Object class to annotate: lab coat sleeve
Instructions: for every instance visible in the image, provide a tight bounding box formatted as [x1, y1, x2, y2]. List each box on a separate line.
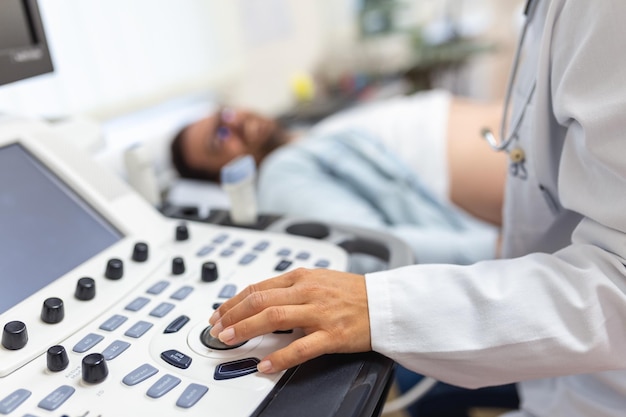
[366, 0, 626, 389]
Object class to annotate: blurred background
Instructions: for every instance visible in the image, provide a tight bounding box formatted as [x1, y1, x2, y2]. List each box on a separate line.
[0, 0, 525, 119]
[0, 0, 525, 194]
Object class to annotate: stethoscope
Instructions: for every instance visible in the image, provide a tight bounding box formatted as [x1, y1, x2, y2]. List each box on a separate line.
[481, 0, 539, 174]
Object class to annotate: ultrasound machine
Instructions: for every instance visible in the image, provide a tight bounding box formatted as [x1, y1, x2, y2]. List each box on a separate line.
[0, 2, 414, 416]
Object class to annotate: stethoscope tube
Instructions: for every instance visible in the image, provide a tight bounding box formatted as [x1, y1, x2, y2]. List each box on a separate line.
[482, 0, 538, 152]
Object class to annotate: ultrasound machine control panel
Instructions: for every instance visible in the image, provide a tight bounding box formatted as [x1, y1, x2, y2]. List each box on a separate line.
[0, 118, 404, 417]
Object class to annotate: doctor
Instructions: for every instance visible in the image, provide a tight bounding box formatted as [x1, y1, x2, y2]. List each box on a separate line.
[209, 1, 626, 416]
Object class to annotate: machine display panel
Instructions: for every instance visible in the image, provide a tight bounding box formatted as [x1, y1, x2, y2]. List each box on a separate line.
[0, 142, 122, 314]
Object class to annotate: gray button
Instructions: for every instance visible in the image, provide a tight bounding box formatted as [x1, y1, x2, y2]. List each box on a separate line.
[238, 253, 257, 265]
[253, 241, 269, 251]
[212, 234, 228, 244]
[176, 384, 208, 409]
[37, 385, 75, 411]
[72, 333, 104, 353]
[146, 281, 170, 295]
[230, 240, 244, 247]
[99, 314, 128, 331]
[218, 284, 237, 299]
[220, 248, 234, 257]
[196, 245, 214, 257]
[124, 321, 153, 338]
[102, 340, 131, 360]
[0, 388, 31, 414]
[314, 259, 330, 268]
[276, 248, 291, 256]
[122, 363, 159, 386]
[146, 374, 181, 398]
[170, 286, 194, 301]
[125, 297, 150, 312]
[295, 251, 310, 260]
[149, 302, 175, 318]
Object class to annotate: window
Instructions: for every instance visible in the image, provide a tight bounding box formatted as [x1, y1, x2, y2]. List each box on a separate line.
[0, 0, 243, 120]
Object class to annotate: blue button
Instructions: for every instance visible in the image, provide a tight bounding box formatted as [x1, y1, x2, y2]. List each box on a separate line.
[220, 248, 235, 257]
[125, 297, 150, 312]
[0, 389, 31, 414]
[72, 333, 104, 353]
[295, 251, 310, 260]
[196, 245, 215, 257]
[102, 340, 131, 361]
[37, 385, 74, 411]
[170, 286, 194, 300]
[239, 253, 257, 265]
[314, 259, 330, 268]
[253, 241, 270, 251]
[147, 374, 181, 399]
[218, 284, 237, 299]
[146, 281, 170, 295]
[212, 234, 228, 244]
[99, 314, 128, 331]
[122, 363, 159, 386]
[276, 248, 291, 257]
[176, 384, 208, 409]
[124, 321, 153, 338]
[149, 302, 175, 318]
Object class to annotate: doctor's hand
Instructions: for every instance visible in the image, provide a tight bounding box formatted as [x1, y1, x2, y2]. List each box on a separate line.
[208, 268, 372, 374]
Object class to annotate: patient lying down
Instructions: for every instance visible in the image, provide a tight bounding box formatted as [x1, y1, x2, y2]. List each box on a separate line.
[170, 90, 506, 265]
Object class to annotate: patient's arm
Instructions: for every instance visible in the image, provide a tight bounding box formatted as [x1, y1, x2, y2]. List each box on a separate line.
[446, 98, 507, 226]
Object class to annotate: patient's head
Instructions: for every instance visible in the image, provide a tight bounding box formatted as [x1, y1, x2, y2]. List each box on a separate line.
[171, 108, 292, 182]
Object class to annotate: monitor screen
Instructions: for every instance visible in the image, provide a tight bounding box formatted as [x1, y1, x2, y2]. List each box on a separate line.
[0, 0, 53, 86]
[0, 143, 123, 314]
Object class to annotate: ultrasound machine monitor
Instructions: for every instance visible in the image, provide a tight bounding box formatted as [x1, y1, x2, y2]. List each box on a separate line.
[0, 0, 53, 86]
[0, 2, 403, 416]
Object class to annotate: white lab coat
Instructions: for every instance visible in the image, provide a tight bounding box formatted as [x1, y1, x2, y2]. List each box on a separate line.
[365, 1, 626, 416]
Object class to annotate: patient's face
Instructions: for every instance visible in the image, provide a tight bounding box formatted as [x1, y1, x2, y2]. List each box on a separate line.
[180, 108, 289, 179]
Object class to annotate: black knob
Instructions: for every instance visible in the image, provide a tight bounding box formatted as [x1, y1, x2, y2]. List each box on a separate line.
[105, 258, 124, 280]
[47, 345, 69, 372]
[132, 242, 149, 262]
[172, 257, 185, 275]
[175, 223, 189, 241]
[82, 353, 108, 384]
[201, 261, 219, 282]
[41, 297, 65, 324]
[2, 321, 28, 350]
[75, 277, 96, 301]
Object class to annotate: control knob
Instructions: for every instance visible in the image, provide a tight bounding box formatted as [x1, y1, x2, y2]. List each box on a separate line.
[175, 223, 189, 241]
[82, 353, 108, 384]
[2, 321, 28, 350]
[201, 261, 219, 282]
[75, 277, 96, 301]
[47, 345, 69, 372]
[132, 242, 149, 262]
[41, 297, 65, 324]
[172, 257, 185, 275]
[105, 258, 124, 280]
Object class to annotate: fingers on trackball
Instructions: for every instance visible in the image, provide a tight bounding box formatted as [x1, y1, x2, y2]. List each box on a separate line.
[200, 326, 246, 350]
